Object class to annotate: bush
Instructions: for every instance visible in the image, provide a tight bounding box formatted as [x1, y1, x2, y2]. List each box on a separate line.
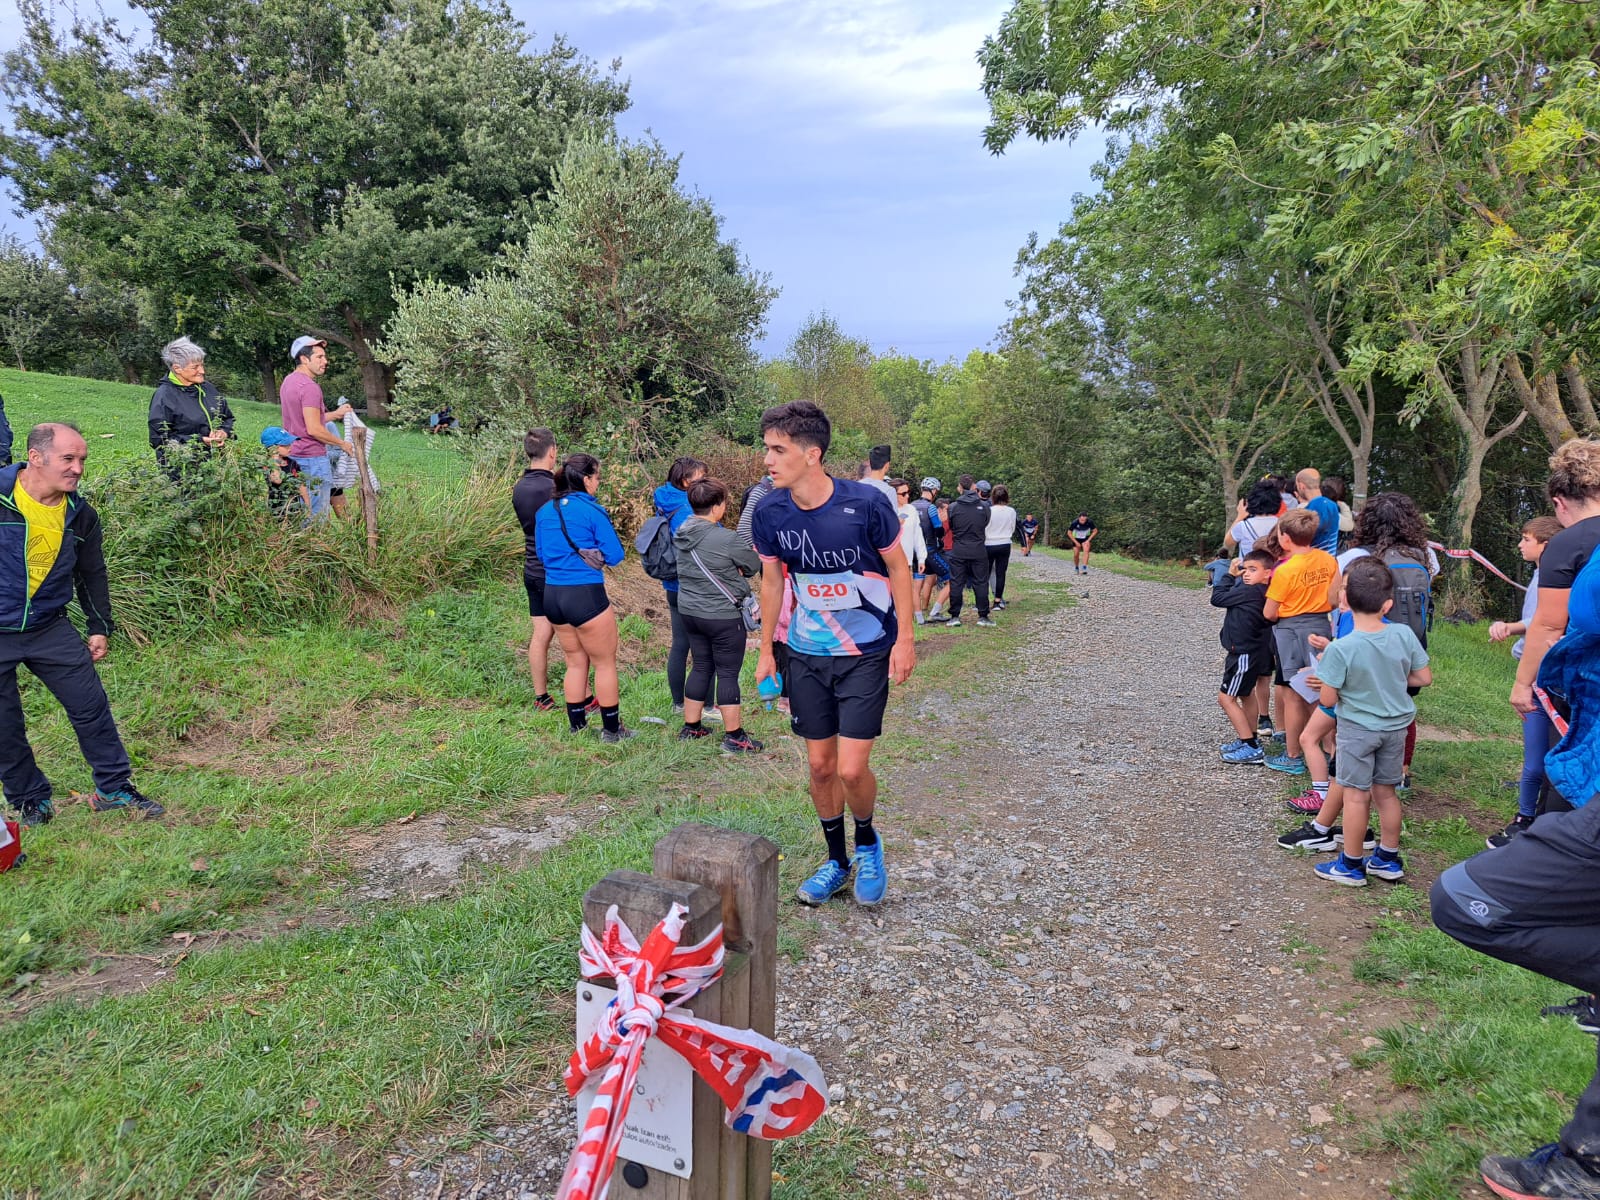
[83, 442, 519, 642]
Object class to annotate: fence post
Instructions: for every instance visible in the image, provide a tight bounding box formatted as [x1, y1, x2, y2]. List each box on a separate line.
[347, 423, 379, 563]
[654, 824, 780, 1200]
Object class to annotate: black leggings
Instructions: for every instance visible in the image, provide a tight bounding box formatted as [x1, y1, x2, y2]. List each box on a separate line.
[665, 591, 716, 706]
[986, 544, 1011, 600]
[681, 611, 745, 707]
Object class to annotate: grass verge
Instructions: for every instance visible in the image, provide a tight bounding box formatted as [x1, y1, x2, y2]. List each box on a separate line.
[1055, 547, 1206, 590]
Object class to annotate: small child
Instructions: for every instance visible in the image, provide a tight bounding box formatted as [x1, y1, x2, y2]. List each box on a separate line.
[261, 426, 309, 519]
[1262, 508, 1337, 776]
[1486, 514, 1564, 847]
[1311, 557, 1432, 886]
[1212, 549, 1275, 764]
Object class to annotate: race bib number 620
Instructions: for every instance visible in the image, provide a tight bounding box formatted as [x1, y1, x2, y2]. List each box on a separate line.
[796, 572, 863, 611]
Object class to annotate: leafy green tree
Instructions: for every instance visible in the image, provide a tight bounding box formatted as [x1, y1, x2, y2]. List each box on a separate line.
[774, 313, 892, 443]
[381, 135, 775, 458]
[1, 0, 627, 416]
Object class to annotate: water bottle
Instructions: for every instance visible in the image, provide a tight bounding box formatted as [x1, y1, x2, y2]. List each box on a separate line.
[758, 672, 783, 711]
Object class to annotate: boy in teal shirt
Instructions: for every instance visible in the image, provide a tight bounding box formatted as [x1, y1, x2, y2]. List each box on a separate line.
[1311, 557, 1432, 886]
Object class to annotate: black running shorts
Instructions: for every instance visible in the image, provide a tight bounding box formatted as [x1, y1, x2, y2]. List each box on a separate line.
[524, 572, 547, 619]
[1221, 652, 1267, 698]
[787, 649, 891, 741]
[543, 582, 610, 628]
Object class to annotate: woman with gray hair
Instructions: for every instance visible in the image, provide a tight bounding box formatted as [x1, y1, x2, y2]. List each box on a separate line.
[148, 336, 235, 468]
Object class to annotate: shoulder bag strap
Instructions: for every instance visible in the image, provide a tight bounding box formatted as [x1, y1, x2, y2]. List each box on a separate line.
[688, 545, 742, 612]
[555, 500, 586, 556]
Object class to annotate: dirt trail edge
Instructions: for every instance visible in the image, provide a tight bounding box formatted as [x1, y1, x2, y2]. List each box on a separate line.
[399, 555, 1405, 1199]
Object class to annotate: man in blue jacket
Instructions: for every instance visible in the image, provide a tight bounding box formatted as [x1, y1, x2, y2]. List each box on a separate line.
[0, 423, 163, 826]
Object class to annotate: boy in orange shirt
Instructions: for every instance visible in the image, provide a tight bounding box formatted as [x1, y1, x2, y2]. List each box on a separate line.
[1262, 508, 1336, 774]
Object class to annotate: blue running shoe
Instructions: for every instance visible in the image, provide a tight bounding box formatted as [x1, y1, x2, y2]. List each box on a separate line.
[796, 859, 851, 906]
[853, 841, 886, 906]
[1314, 855, 1368, 887]
[1221, 741, 1265, 765]
[1365, 851, 1405, 881]
[1264, 753, 1306, 776]
[89, 786, 165, 819]
[1219, 738, 1245, 755]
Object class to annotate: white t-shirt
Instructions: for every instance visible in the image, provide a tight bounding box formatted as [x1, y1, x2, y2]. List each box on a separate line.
[1230, 515, 1278, 556]
[985, 504, 1017, 546]
[897, 502, 927, 569]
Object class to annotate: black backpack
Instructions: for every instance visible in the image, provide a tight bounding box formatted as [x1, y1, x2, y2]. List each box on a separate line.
[1380, 547, 1432, 648]
[635, 514, 678, 582]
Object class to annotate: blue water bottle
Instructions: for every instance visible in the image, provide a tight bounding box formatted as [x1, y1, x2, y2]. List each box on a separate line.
[758, 672, 783, 711]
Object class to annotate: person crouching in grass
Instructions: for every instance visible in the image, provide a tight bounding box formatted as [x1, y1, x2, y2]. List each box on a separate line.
[1310, 557, 1431, 886]
[1262, 508, 1337, 776]
[1213, 549, 1275, 764]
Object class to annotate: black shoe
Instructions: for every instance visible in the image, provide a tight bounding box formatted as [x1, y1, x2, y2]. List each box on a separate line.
[89, 786, 165, 819]
[1488, 815, 1535, 850]
[1480, 1142, 1600, 1198]
[677, 723, 712, 741]
[532, 693, 557, 712]
[1541, 995, 1600, 1036]
[721, 730, 764, 755]
[1275, 820, 1337, 852]
[600, 725, 638, 744]
[19, 797, 54, 827]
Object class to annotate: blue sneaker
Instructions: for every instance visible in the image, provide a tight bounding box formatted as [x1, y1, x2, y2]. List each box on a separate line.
[1314, 854, 1368, 887]
[1365, 851, 1405, 881]
[1264, 753, 1306, 776]
[1221, 741, 1265, 765]
[1219, 738, 1245, 754]
[796, 859, 851, 906]
[88, 786, 165, 819]
[853, 840, 886, 906]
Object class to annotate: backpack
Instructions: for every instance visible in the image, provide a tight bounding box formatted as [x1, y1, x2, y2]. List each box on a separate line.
[1380, 547, 1432, 648]
[635, 514, 678, 581]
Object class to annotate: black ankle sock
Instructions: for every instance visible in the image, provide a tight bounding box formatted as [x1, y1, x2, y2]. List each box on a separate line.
[1243, 735, 1259, 747]
[820, 817, 848, 867]
[566, 701, 588, 731]
[683, 719, 704, 731]
[600, 704, 621, 733]
[853, 815, 878, 849]
[723, 726, 742, 738]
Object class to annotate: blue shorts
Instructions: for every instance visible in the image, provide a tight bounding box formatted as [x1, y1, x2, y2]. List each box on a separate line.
[925, 548, 950, 583]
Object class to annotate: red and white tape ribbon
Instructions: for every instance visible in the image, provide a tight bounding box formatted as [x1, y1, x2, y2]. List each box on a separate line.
[556, 903, 828, 1200]
[1428, 541, 1527, 591]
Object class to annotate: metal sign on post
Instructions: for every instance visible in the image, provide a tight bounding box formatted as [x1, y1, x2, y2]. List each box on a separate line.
[575, 983, 695, 1179]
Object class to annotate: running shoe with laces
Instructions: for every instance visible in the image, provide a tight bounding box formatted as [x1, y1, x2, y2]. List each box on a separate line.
[532, 693, 557, 712]
[1264, 753, 1307, 776]
[1541, 995, 1600, 1036]
[1365, 850, 1405, 881]
[599, 725, 638, 744]
[677, 723, 712, 741]
[584, 695, 601, 714]
[1220, 738, 1245, 755]
[1480, 1142, 1600, 1200]
[1276, 821, 1339, 852]
[796, 858, 851, 906]
[1221, 741, 1265, 765]
[1285, 787, 1327, 814]
[18, 797, 54, 827]
[976, 618, 997, 627]
[994, 599, 1008, 611]
[1256, 718, 1276, 739]
[1314, 854, 1368, 887]
[703, 706, 723, 724]
[1488, 814, 1535, 850]
[1332, 827, 1377, 852]
[941, 617, 963, 627]
[853, 840, 886, 906]
[721, 730, 764, 755]
[89, 786, 165, 819]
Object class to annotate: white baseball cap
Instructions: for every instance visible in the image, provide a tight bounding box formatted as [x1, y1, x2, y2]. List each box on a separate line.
[289, 335, 326, 362]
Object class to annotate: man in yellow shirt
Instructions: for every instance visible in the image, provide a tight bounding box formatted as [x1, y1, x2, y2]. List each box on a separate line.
[0, 423, 163, 826]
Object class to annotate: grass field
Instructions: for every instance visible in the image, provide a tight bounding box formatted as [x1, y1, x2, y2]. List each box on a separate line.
[0, 392, 1072, 1200]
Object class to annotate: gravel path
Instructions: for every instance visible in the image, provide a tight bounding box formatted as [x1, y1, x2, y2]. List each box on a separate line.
[397, 555, 1401, 1199]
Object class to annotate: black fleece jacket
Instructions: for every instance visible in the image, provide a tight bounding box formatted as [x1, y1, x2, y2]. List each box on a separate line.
[1211, 576, 1272, 656]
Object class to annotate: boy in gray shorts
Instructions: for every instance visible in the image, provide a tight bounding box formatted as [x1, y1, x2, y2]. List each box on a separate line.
[1310, 557, 1432, 887]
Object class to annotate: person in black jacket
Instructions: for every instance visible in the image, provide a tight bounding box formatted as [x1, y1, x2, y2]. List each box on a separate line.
[0, 423, 163, 827]
[511, 427, 562, 712]
[1212, 548, 1276, 765]
[148, 337, 235, 469]
[940, 474, 993, 627]
[0, 394, 11, 467]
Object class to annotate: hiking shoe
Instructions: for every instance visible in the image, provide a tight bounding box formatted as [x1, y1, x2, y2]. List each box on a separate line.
[976, 618, 997, 627]
[796, 859, 851, 906]
[1277, 821, 1339, 852]
[533, 693, 557, 712]
[1264, 753, 1306, 776]
[677, 723, 712, 741]
[584, 695, 602, 714]
[1220, 738, 1245, 754]
[1314, 855, 1368, 887]
[994, 599, 1008, 611]
[1221, 741, 1265, 765]
[1397, 771, 1413, 795]
[1332, 827, 1377, 852]
[1256, 718, 1276, 738]
[1285, 787, 1327, 814]
[1480, 1142, 1600, 1200]
[853, 840, 886, 906]
[703, 706, 723, 724]
[1488, 815, 1535, 850]
[599, 725, 639, 744]
[721, 730, 764, 755]
[941, 617, 963, 627]
[1541, 995, 1600, 1036]
[89, 786, 165, 819]
[1365, 850, 1406, 881]
[18, 797, 54, 827]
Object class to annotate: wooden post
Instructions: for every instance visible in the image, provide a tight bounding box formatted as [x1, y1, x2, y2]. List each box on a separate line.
[654, 824, 780, 1200]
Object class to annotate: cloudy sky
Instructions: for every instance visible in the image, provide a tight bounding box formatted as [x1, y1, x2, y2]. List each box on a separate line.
[0, 0, 1103, 361]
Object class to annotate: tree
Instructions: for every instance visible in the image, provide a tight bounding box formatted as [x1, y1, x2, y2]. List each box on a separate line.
[381, 135, 775, 457]
[775, 313, 892, 443]
[1, 0, 627, 416]
[0, 238, 67, 371]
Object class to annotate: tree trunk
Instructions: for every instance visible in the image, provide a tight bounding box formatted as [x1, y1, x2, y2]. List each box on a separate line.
[339, 304, 392, 420]
[257, 350, 280, 406]
[1219, 461, 1240, 544]
[122, 362, 139, 385]
[1505, 348, 1576, 448]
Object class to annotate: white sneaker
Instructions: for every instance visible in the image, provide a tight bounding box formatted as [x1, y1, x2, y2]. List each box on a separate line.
[914, 611, 925, 625]
[703, 706, 723, 724]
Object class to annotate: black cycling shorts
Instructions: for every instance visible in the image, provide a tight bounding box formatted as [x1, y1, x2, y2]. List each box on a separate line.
[543, 582, 610, 628]
[787, 649, 891, 741]
[524, 572, 547, 619]
[925, 547, 951, 583]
